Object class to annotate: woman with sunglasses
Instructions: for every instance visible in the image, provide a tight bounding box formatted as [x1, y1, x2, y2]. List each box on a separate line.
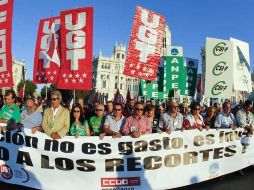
[70, 104, 91, 138]
[183, 102, 206, 131]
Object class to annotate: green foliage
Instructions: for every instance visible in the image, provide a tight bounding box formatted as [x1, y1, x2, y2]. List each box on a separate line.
[17, 80, 37, 98]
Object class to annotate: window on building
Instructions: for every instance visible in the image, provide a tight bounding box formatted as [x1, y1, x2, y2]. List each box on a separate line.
[117, 53, 120, 59]
[115, 83, 118, 89]
[115, 76, 118, 80]
[120, 84, 122, 90]
[102, 80, 107, 88]
[122, 54, 124, 59]
[107, 75, 109, 79]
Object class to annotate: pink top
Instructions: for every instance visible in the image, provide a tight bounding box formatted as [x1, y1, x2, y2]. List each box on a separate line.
[122, 115, 152, 135]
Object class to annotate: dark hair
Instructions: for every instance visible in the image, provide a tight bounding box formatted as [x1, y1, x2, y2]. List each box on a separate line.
[5, 89, 16, 99]
[190, 102, 201, 113]
[144, 104, 155, 113]
[70, 104, 85, 125]
[222, 101, 231, 108]
[15, 97, 23, 103]
[113, 102, 122, 108]
[244, 99, 253, 108]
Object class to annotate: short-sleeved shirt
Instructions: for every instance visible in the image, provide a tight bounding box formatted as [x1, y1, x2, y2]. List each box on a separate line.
[70, 120, 88, 136]
[0, 104, 21, 122]
[104, 115, 126, 133]
[89, 116, 106, 136]
[236, 109, 254, 128]
[214, 112, 236, 128]
[159, 112, 183, 131]
[21, 110, 42, 129]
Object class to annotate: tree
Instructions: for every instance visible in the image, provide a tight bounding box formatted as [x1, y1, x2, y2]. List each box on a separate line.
[17, 80, 37, 98]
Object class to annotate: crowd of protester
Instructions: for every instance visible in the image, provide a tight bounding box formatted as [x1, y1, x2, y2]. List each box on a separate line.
[0, 89, 254, 140]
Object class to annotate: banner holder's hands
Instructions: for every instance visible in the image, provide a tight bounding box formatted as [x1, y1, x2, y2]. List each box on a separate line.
[130, 131, 141, 138]
[51, 132, 61, 140]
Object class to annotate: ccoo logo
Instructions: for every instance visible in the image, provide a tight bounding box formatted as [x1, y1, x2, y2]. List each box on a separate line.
[211, 81, 228, 95]
[213, 42, 229, 56]
[212, 61, 228, 76]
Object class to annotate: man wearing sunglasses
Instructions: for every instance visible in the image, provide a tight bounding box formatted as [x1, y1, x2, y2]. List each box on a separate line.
[0, 89, 21, 131]
[103, 103, 126, 138]
[122, 102, 152, 138]
[89, 104, 106, 136]
[42, 91, 70, 140]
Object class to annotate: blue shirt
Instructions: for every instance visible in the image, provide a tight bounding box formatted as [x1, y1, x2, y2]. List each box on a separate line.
[214, 112, 236, 128]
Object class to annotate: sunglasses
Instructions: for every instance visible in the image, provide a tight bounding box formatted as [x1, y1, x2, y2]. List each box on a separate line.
[73, 110, 80, 113]
[114, 108, 122, 111]
[51, 98, 59, 101]
[95, 109, 103, 112]
[135, 108, 144, 111]
[194, 108, 200, 111]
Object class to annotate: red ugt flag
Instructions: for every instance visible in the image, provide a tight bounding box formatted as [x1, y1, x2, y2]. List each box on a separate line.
[0, 0, 14, 87]
[33, 17, 61, 84]
[123, 6, 165, 80]
[57, 7, 93, 90]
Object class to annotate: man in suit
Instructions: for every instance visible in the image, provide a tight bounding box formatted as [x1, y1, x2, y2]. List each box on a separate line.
[42, 91, 70, 140]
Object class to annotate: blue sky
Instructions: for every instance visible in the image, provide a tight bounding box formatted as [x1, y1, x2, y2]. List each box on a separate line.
[12, 0, 254, 82]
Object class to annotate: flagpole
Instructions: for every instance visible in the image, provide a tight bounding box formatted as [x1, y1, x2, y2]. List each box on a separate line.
[45, 83, 48, 100]
[73, 90, 76, 105]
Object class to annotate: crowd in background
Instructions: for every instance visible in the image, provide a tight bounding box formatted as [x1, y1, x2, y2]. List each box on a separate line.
[0, 89, 254, 140]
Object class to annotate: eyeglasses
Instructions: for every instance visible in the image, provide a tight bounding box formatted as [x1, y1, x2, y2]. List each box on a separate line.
[73, 110, 80, 113]
[194, 107, 200, 111]
[51, 98, 59, 101]
[135, 108, 144, 111]
[95, 109, 103, 112]
[114, 109, 122, 111]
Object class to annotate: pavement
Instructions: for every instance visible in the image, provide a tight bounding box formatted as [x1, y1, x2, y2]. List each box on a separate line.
[0, 166, 254, 190]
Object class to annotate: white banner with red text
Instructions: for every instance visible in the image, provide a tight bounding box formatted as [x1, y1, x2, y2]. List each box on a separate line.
[123, 6, 165, 80]
[0, 0, 14, 87]
[0, 129, 254, 190]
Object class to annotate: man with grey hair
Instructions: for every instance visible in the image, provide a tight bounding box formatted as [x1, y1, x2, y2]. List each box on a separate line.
[159, 100, 183, 133]
[42, 91, 70, 140]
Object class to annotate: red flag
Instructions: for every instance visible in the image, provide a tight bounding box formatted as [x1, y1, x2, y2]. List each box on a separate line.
[18, 84, 25, 99]
[0, 0, 14, 87]
[197, 76, 202, 94]
[57, 7, 93, 90]
[33, 17, 61, 84]
[113, 89, 122, 103]
[123, 6, 165, 80]
[126, 88, 131, 102]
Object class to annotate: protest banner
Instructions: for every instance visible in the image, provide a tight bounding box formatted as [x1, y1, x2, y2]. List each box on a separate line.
[230, 37, 252, 93]
[123, 6, 165, 80]
[0, 0, 14, 87]
[0, 129, 254, 190]
[33, 16, 61, 84]
[57, 7, 93, 90]
[205, 38, 233, 98]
